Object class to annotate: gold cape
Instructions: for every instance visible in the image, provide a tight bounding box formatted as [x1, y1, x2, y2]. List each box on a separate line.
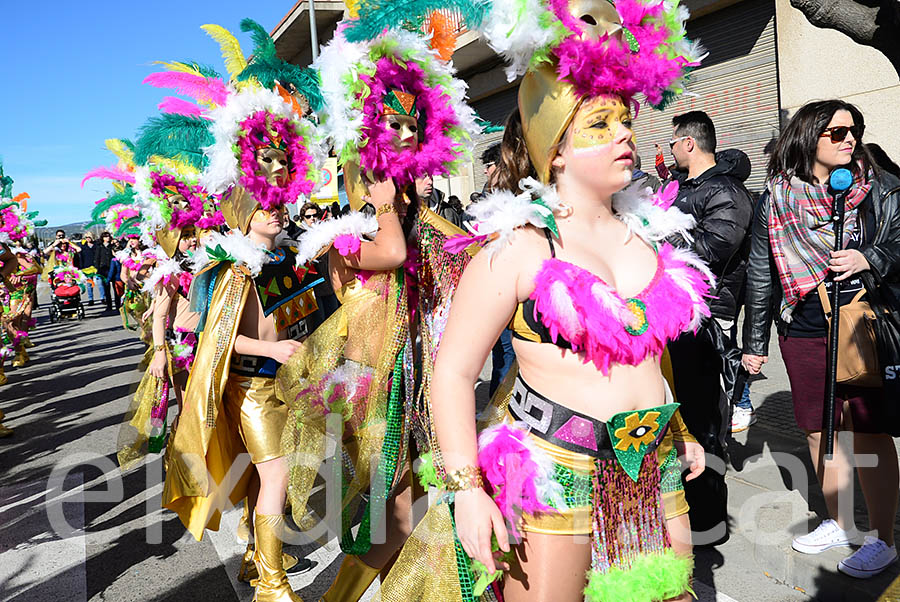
[161, 262, 253, 540]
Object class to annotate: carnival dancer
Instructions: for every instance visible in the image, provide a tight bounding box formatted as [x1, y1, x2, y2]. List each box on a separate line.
[274, 7, 480, 599]
[379, 1, 710, 601]
[160, 73, 325, 601]
[0, 242, 18, 393]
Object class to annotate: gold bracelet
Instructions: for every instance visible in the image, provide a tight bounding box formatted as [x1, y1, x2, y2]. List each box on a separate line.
[154, 344, 166, 352]
[375, 203, 398, 218]
[443, 465, 483, 491]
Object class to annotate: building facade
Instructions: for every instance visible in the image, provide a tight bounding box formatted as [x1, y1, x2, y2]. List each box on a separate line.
[272, 0, 899, 201]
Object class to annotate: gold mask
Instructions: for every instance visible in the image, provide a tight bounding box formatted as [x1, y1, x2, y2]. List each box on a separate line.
[256, 147, 290, 187]
[568, 0, 623, 40]
[381, 114, 419, 152]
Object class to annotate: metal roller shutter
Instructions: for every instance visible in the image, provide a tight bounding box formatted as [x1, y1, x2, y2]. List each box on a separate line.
[633, 0, 780, 196]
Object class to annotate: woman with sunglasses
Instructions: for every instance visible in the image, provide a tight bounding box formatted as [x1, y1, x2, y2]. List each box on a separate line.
[743, 99, 900, 578]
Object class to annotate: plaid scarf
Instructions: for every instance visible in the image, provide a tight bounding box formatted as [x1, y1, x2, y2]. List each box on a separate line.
[768, 170, 871, 321]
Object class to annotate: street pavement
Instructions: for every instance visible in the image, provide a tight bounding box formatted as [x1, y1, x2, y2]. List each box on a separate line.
[1, 295, 897, 601]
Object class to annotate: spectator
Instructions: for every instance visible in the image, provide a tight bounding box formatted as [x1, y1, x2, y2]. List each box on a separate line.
[95, 232, 115, 312]
[470, 143, 501, 204]
[743, 99, 900, 577]
[282, 210, 304, 240]
[416, 174, 463, 227]
[622, 153, 661, 194]
[664, 110, 754, 540]
[299, 202, 321, 229]
[77, 233, 101, 306]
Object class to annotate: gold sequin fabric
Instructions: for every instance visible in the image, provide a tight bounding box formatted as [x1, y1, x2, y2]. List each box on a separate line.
[116, 369, 168, 470]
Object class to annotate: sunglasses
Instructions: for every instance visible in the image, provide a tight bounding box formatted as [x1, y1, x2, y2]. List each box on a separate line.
[304, 213, 317, 218]
[820, 125, 865, 143]
[668, 136, 689, 149]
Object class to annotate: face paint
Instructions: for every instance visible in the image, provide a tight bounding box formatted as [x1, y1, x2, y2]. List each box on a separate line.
[381, 114, 419, 152]
[255, 148, 290, 187]
[569, 95, 633, 156]
[569, 0, 623, 40]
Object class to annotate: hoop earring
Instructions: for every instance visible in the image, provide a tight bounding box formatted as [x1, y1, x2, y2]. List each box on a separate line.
[557, 203, 573, 218]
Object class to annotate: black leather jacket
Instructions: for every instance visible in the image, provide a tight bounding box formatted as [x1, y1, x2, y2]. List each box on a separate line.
[742, 171, 900, 356]
[671, 149, 754, 319]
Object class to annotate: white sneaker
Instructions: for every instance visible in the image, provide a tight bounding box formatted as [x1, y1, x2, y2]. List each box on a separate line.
[730, 406, 758, 433]
[792, 519, 853, 554]
[838, 536, 898, 578]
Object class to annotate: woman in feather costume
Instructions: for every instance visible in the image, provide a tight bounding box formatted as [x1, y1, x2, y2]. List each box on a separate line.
[273, 6, 480, 599]
[378, 1, 712, 601]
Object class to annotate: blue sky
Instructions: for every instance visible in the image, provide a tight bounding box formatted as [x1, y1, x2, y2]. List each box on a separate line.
[0, 2, 292, 226]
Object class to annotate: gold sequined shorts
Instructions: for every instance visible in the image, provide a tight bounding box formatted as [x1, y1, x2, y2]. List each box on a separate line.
[222, 373, 287, 464]
[521, 428, 688, 535]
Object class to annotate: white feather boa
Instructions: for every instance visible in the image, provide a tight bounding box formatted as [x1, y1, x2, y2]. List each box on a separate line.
[141, 255, 184, 294]
[200, 86, 326, 198]
[468, 178, 698, 257]
[190, 230, 270, 277]
[294, 211, 379, 267]
[481, 0, 558, 81]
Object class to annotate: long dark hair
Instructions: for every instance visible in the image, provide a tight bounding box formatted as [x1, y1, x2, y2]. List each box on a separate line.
[492, 108, 537, 194]
[767, 99, 875, 184]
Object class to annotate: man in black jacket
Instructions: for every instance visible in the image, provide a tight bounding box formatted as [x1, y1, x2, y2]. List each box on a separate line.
[94, 232, 115, 312]
[665, 111, 754, 543]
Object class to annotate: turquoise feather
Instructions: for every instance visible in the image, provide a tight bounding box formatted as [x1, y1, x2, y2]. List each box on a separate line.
[344, 0, 491, 43]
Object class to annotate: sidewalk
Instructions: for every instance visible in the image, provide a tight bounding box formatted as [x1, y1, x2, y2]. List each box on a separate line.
[723, 336, 900, 601]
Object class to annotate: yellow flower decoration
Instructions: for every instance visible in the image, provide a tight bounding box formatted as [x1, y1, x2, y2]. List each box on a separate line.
[614, 411, 661, 452]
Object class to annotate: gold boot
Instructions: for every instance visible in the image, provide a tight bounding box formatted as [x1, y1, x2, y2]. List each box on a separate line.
[23, 337, 34, 349]
[252, 513, 302, 602]
[237, 542, 302, 584]
[238, 501, 252, 542]
[320, 555, 380, 602]
[11, 347, 28, 368]
[0, 422, 12, 438]
[0, 369, 6, 386]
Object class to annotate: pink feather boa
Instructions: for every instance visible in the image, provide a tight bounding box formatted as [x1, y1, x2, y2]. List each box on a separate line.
[529, 242, 712, 374]
[236, 111, 317, 211]
[358, 57, 462, 187]
[478, 423, 558, 537]
[549, 0, 698, 105]
[149, 172, 225, 230]
[0, 206, 25, 242]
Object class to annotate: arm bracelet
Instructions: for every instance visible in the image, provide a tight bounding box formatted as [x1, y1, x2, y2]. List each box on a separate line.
[375, 203, 398, 218]
[443, 465, 484, 491]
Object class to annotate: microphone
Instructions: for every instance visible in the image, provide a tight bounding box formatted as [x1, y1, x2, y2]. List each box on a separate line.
[829, 167, 853, 194]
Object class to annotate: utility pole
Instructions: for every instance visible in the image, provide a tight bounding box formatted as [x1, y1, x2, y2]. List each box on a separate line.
[309, 0, 319, 61]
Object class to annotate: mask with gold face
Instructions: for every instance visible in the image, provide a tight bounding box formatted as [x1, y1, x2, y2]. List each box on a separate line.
[566, 0, 623, 40]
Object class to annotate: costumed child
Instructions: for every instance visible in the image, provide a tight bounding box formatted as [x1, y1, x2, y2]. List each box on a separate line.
[380, 0, 710, 601]
[274, 4, 481, 599]
[160, 69, 325, 602]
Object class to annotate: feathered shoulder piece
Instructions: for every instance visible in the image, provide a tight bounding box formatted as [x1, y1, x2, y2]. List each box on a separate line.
[481, 0, 704, 107]
[190, 230, 270, 278]
[612, 180, 695, 245]
[293, 211, 379, 267]
[445, 178, 564, 257]
[314, 25, 479, 186]
[448, 179, 694, 257]
[142, 255, 189, 294]
[200, 86, 325, 211]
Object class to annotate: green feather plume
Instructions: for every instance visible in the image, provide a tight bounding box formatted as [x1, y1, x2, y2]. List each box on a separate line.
[115, 216, 142, 237]
[134, 114, 214, 170]
[235, 19, 324, 112]
[240, 19, 277, 61]
[0, 159, 14, 199]
[90, 188, 136, 225]
[584, 550, 694, 602]
[343, 0, 490, 43]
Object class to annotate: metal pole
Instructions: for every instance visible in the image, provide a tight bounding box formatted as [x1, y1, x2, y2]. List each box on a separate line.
[823, 191, 846, 457]
[309, 0, 319, 61]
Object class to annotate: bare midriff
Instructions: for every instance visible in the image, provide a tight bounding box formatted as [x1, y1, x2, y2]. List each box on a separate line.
[513, 338, 666, 422]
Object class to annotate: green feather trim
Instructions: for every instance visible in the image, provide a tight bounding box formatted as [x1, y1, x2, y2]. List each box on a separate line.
[344, 0, 489, 43]
[584, 550, 694, 602]
[134, 114, 214, 170]
[416, 451, 441, 488]
[90, 189, 136, 223]
[115, 216, 142, 238]
[33, 219, 48, 227]
[476, 117, 504, 133]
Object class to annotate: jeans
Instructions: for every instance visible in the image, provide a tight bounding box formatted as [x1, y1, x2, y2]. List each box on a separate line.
[489, 329, 516, 397]
[736, 382, 752, 410]
[87, 275, 106, 302]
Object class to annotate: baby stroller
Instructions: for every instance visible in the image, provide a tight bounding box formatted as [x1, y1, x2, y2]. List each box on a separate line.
[49, 284, 85, 322]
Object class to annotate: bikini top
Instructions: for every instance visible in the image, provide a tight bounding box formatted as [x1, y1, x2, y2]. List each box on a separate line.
[509, 231, 713, 375]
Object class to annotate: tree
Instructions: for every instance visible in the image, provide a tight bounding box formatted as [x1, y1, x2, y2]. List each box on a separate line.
[791, 0, 900, 75]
